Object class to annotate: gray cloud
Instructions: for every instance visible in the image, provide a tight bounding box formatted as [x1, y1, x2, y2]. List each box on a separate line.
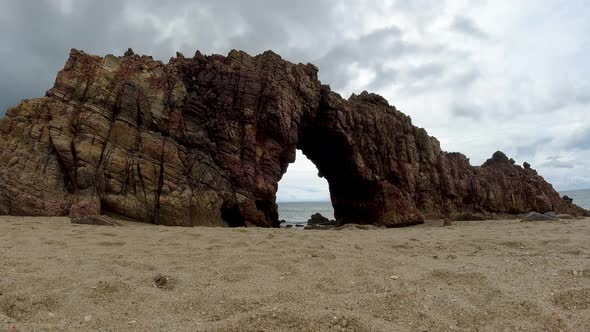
[516, 137, 553, 159]
[451, 103, 482, 120]
[0, 0, 174, 114]
[450, 16, 489, 40]
[313, 26, 408, 91]
[407, 63, 446, 80]
[0, 0, 341, 115]
[540, 156, 575, 169]
[565, 128, 590, 150]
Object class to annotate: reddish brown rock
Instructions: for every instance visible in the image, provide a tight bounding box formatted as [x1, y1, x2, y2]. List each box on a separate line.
[0, 49, 587, 227]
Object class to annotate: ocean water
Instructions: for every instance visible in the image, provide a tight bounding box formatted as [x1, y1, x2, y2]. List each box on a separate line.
[277, 189, 590, 225]
[560, 189, 590, 210]
[277, 201, 334, 224]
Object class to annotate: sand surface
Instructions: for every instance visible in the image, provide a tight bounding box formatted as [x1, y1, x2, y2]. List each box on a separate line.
[1, 216, 589, 331]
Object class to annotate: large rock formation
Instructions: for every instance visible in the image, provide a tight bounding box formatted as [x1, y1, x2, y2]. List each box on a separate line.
[0, 49, 587, 227]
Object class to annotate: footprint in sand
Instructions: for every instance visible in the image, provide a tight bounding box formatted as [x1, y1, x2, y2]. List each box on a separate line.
[220, 264, 254, 283]
[0, 294, 58, 320]
[42, 240, 67, 247]
[184, 233, 202, 239]
[553, 288, 590, 310]
[232, 241, 249, 248]
[498, 241, 526, 249]
[89, 280, 131, 304]
[96, 241, 126, 247]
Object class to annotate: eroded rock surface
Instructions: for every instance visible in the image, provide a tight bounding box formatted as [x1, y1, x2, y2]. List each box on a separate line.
[0, 49, 588, 227]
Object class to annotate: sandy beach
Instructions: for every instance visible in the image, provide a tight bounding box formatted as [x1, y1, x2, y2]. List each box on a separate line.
[1, 216, 589, 331]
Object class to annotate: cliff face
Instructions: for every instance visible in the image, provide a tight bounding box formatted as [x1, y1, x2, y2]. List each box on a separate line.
[0, 49, 587, 227]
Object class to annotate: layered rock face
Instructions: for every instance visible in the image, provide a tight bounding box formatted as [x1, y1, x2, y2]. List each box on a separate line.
[0, 49, 587, 227]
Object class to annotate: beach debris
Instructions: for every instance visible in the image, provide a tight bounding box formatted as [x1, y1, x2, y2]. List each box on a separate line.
[153, 273, 173, 289]
[521, 212, 559, 222]
[71, 215, 122, 226]
[390, 275, 400, 280]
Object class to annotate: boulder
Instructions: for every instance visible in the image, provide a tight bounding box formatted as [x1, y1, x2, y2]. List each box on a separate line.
[544, 211, 558, 218]
[521, 212, 559, 222]
[304, 213, 338, 230]
[307, 213, 332, 225]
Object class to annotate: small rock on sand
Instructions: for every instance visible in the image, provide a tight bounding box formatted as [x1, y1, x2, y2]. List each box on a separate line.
[153, 273, 173, 289]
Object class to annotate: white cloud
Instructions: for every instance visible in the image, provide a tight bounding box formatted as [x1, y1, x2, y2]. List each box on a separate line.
[277, 151, 329, 202]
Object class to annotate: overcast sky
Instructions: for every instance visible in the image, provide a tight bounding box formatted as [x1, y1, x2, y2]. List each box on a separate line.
[1, 0, 589, 201]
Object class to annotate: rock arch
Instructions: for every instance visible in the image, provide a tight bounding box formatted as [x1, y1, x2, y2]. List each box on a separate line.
[0, 49, 587, 227]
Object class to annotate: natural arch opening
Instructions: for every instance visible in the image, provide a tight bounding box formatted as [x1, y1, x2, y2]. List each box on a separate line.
[276, 150, 334, 226]
[297, 109, 390, 226]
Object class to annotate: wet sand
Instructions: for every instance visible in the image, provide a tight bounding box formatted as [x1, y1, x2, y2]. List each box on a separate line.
[1, 216, 589, 331]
